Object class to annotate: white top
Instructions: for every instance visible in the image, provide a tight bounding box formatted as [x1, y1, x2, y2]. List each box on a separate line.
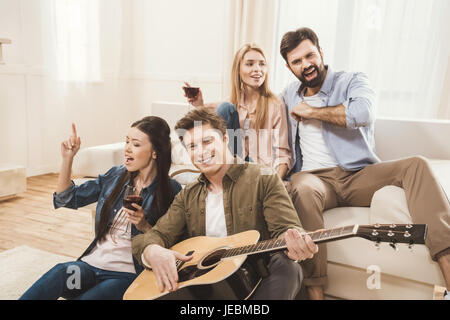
[141, 189, 228, 269]
[81, 209, 136, 274]
[299, 94, 338, 171]
[205, 190, 227, 238]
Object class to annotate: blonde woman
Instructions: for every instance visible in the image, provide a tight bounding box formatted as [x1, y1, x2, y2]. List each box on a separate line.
[184, 43, 291, 179]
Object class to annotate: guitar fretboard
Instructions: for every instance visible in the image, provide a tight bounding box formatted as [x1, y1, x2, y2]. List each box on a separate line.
[222, 225, 357, 259]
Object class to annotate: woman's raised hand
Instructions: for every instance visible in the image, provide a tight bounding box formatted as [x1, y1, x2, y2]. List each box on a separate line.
[61, 123, 81, 159]
[182, 82, 204, 107]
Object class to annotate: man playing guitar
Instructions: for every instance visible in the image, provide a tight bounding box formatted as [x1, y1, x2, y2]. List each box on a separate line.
[131, 107, 318, 299]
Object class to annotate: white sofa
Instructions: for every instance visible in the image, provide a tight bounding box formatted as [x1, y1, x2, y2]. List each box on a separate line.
[72, 102, 449, 300]
[323, 118, 449, 300]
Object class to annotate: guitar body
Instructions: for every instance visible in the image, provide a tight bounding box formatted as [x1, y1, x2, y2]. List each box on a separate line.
[123, 230, 262, 300]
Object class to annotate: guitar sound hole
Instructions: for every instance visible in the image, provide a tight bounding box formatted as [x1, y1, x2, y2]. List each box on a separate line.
[178, 265, 210, 282]
[201, 248, 228, 268]
[177, 248, 228, 282]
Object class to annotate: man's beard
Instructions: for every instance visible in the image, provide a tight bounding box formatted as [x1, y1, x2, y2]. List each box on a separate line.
[297, 63, 326, 88]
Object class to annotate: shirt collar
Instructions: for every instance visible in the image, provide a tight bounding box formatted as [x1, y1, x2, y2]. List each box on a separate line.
[239, 95, 256, 114]
[125, 175, 158, 193]
[142, 178, 158, 192]
[298, 65, 333, 97]
[225, 158, 246, 182]
[197, 157, 245, 185]
[320, 65, 334, 96]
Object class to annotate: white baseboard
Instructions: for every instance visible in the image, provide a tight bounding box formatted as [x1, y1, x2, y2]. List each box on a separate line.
[26, 164, 59, 177]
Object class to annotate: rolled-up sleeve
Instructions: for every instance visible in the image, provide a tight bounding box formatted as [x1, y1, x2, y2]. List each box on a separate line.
[343, 73, 375, 129]
[52, 166, 119, 210]
[53, 179, 101, 209]
[53, 181, 77, 208]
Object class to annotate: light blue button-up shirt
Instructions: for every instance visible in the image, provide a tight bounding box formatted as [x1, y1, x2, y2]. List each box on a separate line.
[281, 66, 380, 174]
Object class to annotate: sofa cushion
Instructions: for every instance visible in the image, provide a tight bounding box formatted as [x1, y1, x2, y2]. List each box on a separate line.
[72, 142, 125, 177]
[370, 186, 411, 224]
[171, 139, 192, 166]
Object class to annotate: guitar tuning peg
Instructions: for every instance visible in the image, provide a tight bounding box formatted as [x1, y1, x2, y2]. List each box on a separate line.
[375, 240, 381, 250]
[390, 224, 396, 229]
[389, 242, 398, 251]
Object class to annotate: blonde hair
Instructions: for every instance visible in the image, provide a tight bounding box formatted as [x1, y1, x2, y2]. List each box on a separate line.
[229, 43, 277, 130]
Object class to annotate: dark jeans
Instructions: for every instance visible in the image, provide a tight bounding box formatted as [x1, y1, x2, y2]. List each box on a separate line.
[19, 260, 136, 300]
[216, 102, 244, 159]
[251, 252, 303, 300]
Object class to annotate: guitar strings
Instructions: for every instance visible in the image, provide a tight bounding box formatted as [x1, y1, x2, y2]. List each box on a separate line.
[175, 227, 418, 266]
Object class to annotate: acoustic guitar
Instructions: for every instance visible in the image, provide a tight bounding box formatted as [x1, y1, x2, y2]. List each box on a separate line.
[123, 223, 427, 300]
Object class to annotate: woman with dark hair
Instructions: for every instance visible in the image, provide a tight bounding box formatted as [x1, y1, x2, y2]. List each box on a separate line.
[20, 117, 181, 300]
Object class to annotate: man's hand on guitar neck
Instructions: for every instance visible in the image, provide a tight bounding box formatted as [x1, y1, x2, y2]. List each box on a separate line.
[284, 229, 319, 262]
[143, 244, 193, 293]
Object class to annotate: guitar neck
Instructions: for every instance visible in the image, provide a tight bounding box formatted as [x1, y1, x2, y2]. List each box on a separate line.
[222, 225, 359, 259]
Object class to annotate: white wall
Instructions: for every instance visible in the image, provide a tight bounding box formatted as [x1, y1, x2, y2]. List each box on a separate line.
[0, 0, 227, 176]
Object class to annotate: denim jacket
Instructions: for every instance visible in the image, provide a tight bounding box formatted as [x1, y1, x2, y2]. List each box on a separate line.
[53, 165, 182, 274]
[281, 66, 380, 174]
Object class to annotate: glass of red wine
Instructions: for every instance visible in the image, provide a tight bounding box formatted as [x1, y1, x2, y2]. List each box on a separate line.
[120, 185, 143, 239]
[183, 80, 200, 110]
[183, 86, 200, 99]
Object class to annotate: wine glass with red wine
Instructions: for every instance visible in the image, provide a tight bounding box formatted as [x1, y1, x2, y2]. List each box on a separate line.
[120, 185, 143, 239]
[183, 79, 200, 109]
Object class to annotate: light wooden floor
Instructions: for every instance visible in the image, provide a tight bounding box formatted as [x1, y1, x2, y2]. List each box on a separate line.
[0, 174, 93, 258]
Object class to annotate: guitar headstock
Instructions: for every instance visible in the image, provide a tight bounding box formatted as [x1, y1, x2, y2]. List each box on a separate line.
[357, 224, 427, 250]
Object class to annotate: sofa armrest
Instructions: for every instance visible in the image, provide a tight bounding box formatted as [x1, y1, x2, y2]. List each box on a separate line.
[72, 142, 125, 177]
[169, 168, 201, 178]
[169, 164, 200, 186]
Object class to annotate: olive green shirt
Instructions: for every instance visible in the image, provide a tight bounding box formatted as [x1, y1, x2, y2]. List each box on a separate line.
[132, 161, 304, 266]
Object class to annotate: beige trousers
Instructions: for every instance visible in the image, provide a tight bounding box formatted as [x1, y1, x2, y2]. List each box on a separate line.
[288, 156, 450, 287]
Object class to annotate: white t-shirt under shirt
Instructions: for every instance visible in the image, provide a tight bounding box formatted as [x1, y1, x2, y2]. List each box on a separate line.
[299, 93, 338, 171]
[205, 190, 227, 238]
[141, 189, 228, 269]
